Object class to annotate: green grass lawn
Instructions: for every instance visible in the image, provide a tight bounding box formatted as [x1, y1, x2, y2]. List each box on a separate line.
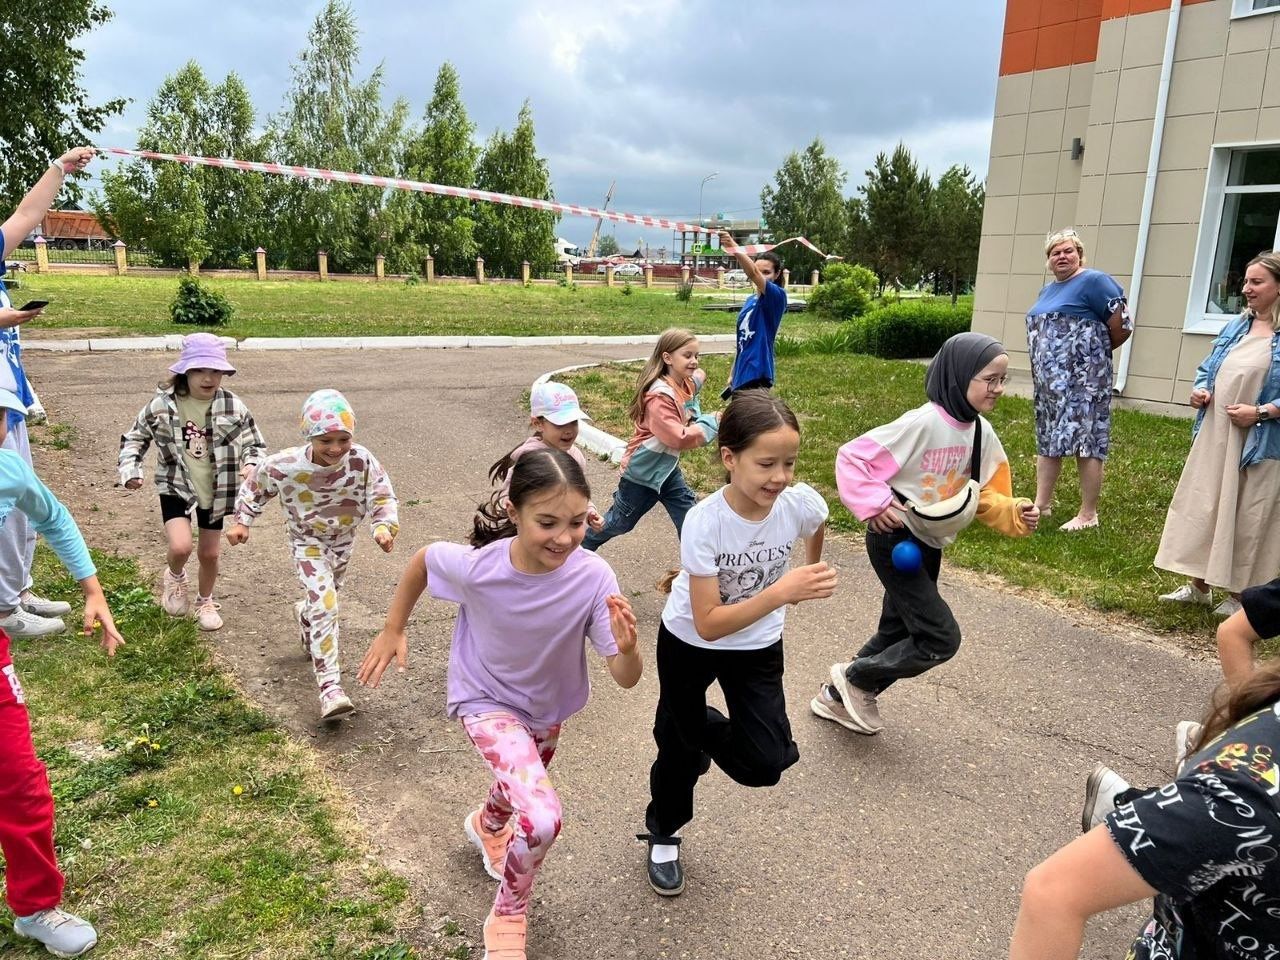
[13, 274, 848, 340]
[562, 353, 1219, 636]
[0, 546, 463, 960]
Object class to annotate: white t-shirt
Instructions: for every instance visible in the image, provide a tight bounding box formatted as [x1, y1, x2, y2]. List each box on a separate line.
[662, 483, 829, 651]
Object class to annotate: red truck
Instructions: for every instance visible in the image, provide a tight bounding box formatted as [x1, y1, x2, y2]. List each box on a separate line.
[29, 210, 112, 250]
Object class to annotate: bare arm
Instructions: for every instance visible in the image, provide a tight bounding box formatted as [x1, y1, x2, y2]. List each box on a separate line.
[689, 561, 836, 642]
[1009, 827, 1156, 960]
[604, 594, 642, 688]
[1, 148, 95, 259]
[804, 526, 826, 565]
[720, 230, 766, 295]
[1217, 608, 1261, 688]
[358, 545, 430, 686]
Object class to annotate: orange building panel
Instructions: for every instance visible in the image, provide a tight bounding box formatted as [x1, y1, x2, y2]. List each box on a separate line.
[1001, 0, 1214, 76]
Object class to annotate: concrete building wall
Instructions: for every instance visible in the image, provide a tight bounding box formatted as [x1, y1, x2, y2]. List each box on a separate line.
[975, 0, 1280, 407]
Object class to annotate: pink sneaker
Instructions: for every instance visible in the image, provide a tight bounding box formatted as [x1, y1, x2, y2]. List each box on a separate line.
[464, 808, 514, 880]
[161, 569, 190, 617]
[194, 596, 223, 631]
[482, 910, 527, 960]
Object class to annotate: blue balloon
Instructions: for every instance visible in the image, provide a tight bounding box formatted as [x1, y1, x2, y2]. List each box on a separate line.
[891, 539, 923, 574]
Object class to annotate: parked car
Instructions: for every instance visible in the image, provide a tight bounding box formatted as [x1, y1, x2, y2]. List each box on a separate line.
[614, 262, 643, 277]
[724, 268, 748, 285]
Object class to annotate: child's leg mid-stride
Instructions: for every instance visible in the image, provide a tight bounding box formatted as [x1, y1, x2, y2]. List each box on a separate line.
[160, 513, 194, 617]
[293, 541, 354, 719]
[644, 623, 798, 895]
[581, 476, 662, 552]
[655, 466, 698, 537]
[193, 525, 224, 631]
[826, 528, 958, 734]
[0, 633, 98, 957]
[462, 713, 561, 960]
[461, 712, 563, 916]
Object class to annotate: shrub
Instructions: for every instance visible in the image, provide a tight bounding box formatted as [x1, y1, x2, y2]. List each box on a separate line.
[807, 262, 878, 320]
[621, 281, 634, 296]
[674, 281, 694, 303]
[170, 276, 233, 327]
[854, 300, 972, 359]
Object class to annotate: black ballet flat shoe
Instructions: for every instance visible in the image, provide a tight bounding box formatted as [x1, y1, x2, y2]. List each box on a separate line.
[637, 833, 684, 896]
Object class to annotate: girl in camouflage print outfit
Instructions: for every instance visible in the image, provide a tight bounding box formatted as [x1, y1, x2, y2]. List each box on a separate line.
[226, 389, 398, 721]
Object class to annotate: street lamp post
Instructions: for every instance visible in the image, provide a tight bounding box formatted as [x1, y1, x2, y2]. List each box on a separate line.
[695, 171, 718, 277]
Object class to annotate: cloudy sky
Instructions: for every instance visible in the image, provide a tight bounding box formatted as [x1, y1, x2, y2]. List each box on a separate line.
[79, 1, 1005, 254]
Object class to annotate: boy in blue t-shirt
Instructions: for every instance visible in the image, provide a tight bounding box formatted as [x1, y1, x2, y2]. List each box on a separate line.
[720, 229, 787, 399]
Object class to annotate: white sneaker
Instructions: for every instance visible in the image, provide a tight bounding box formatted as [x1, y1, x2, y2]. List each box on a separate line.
[194, 596, 223, 631]
[1213, 597, 1242, 619]
[13, 906, 98, 957]
[1175, 720, 1204, 773]
[20, 590, 71, 618]
[1081, 763, 1131, 833]
[1158, 582, 1212, 606]
[0, 607, 67, 637]
[320, 686, 354, 721]
[161, 569, 190, 617]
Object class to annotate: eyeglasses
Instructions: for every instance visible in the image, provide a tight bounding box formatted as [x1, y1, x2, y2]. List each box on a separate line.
[972, 374, 1011, 390]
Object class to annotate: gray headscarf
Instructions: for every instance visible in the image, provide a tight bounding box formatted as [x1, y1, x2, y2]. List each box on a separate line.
[925, 332, 1006, 423]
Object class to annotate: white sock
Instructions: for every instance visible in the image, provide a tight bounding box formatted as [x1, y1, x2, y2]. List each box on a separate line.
[650, 833, 680, 864]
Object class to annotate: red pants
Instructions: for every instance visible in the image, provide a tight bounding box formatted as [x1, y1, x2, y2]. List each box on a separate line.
[0, 629, 64, 916]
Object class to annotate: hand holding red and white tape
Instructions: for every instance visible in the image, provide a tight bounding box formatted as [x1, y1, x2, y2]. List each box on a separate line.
[100, 147, 839, 260]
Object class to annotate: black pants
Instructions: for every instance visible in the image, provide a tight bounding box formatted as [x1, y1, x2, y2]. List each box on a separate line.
[645, 623, 799, 840]
[844, 527, 961, 695]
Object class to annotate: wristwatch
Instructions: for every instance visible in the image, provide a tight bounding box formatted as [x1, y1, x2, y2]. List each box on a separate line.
[1259, 405, 1272, 423]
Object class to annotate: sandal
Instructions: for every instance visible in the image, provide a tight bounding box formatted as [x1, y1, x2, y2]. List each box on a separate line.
[1059, 515, 1099, 532]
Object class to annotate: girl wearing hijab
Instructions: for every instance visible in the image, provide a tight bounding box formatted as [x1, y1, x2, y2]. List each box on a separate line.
[812, 333, 1040, 735]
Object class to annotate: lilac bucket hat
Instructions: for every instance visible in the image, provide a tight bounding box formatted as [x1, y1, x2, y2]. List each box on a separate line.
[169, 333, 236, 375]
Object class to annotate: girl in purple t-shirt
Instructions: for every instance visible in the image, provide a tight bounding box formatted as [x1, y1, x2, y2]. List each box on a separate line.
[359, 448, 641, 960]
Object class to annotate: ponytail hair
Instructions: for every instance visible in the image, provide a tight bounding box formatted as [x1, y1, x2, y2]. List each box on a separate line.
[628, 328, 698, 424]
[718, 389, 800, 481]
[470, 447, 592, 547]
[1193, 659, 1280, 755]
[488, 444, 522, 486]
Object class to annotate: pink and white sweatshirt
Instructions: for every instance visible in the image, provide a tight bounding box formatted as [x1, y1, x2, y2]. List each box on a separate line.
[835, 401, 1031, 548]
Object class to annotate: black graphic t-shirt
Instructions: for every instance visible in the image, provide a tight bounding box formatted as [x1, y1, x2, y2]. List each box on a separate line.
[1106, 704, 1280, 959]
[1242, 577, 1280, 640]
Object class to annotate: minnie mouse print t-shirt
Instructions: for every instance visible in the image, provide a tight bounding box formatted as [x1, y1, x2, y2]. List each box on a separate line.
[662, 483, 828, 651]
[1107, 703, 1280, 959]
[175, 393, 214, 510]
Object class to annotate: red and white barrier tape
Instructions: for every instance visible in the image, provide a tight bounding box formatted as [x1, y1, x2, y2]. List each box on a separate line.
[101, 147, 839, 260]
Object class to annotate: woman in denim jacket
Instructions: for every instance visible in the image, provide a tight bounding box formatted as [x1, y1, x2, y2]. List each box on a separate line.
[1155, 251, 1280, 618]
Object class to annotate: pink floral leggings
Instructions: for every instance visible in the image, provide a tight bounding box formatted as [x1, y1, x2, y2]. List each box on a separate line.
[462, 712, 563, 916]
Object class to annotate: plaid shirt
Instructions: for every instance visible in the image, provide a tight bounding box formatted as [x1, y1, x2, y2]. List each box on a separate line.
[119, 387, 266, 522]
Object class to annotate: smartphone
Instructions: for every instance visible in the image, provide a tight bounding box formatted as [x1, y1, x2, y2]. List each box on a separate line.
[17, 300, 48, 311]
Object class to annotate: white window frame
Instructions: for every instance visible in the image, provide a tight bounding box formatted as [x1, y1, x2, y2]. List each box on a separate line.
[1232, 0, 1280, 19]
[1185, 140, 1280, 334]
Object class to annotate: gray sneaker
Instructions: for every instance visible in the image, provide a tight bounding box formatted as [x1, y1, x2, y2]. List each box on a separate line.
[810, 683, 875, 735]
[20, 591, 72, 618]
[1081, 763, 1131, 833]
[1175, 720, 1203, 773]
[13, 907, 98, 957]
[827, 663, 883, 734]
[0, 607, 67, 638]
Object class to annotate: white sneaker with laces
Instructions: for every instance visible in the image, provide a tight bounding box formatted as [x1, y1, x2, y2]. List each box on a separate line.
[1158, 582, 1212, 606]
[194, 596, 223, 631]
[13, 906, 98, 957]
[21, 590, 72, 618]
[0, 607, 67, 638]
[1082, 763, 1131, 833]
[1213, 597, 1243, 619]
[161, 569, 190, 617]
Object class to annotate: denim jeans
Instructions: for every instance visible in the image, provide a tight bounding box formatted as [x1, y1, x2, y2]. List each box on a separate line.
[581, 468, 697, 552]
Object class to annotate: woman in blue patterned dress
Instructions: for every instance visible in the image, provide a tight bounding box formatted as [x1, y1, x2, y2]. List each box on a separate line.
[1025, 229, 1131, 532]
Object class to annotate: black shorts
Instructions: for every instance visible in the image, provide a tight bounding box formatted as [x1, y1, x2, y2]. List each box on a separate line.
[1242, 577, 1280, 639]
[158, 494, 223, 531]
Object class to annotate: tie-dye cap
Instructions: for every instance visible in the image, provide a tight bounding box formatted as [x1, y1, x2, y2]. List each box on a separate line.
[301, 389, 356, 438]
